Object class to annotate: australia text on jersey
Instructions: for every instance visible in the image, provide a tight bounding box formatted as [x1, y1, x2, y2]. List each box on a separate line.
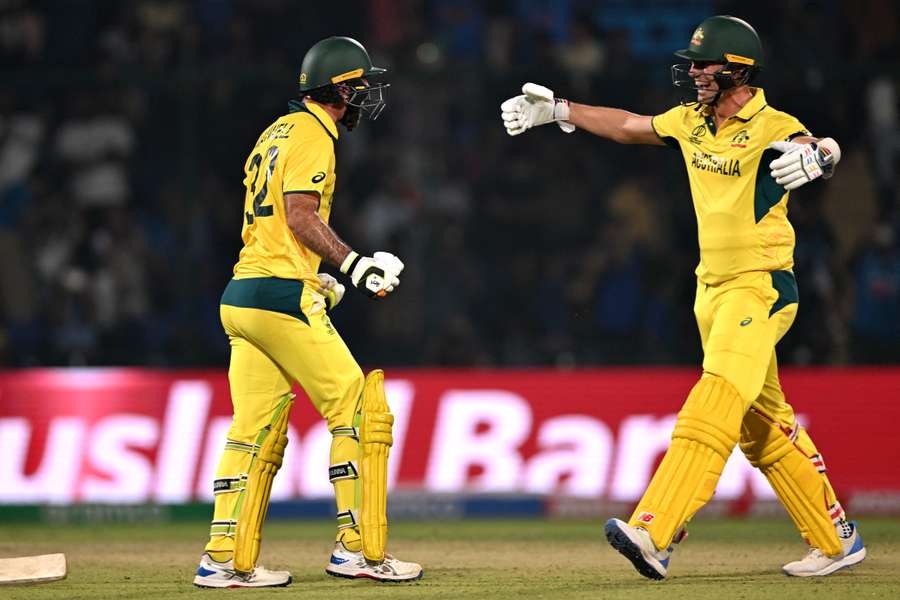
[690, 150, 741, 176]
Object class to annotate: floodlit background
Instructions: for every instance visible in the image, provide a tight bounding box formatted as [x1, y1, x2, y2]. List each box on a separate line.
[0, 0, 899, 545]
[0, 0, 897, 369]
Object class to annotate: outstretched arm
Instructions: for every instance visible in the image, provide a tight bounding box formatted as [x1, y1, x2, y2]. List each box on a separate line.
[567, 103, 664, 145]
[500, 83, 664, 146]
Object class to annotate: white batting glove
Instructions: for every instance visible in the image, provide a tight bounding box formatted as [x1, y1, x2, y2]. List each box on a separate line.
[339, 250, 404, 299]
[768, 138, 841, 191]
[500, 83, 575, 136]
[315, 272, 346, 310]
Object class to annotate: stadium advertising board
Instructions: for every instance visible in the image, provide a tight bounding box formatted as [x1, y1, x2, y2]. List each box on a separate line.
[1, 369, 898, 510]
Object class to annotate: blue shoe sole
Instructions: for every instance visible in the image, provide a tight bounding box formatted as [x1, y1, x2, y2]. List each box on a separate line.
[605, 519, 665, 581]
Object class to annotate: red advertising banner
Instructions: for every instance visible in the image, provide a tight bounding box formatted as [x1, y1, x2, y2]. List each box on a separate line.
[1, 368, 899, 508]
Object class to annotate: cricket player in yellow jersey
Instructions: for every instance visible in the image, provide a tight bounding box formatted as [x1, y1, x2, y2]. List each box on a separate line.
[193, 36, 423, 588]
[502, 15, 866, 579]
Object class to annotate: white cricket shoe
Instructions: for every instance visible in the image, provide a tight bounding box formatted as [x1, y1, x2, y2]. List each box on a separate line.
[325, 542, 423, 582]
[783, 521, 867, 577]
[605, 518, 686, 580]
[193, 553, 292, 588]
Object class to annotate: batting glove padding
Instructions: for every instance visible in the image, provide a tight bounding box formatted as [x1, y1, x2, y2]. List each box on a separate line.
[340, 251, 404, 299]
[768, 137, 841, 191]
[500, 83, 575, 136]
[315, 272, 346, 310]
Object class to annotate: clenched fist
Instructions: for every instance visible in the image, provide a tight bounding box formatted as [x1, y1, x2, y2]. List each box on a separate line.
[340, 251, 404, 299]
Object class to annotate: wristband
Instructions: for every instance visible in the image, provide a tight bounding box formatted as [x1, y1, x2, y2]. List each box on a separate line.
[340, 251, 360, 275]
[553, 98, 570, 122]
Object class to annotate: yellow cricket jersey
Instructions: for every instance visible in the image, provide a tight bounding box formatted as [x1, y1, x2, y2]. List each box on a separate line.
[232, 101, 339, 285]
[652, 88, 811, 285]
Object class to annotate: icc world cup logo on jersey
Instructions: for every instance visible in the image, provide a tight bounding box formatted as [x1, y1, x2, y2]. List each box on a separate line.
[689, 124, 707, 145]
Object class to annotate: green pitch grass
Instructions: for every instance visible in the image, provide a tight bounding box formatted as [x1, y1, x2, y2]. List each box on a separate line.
[1, 517, 898, 599]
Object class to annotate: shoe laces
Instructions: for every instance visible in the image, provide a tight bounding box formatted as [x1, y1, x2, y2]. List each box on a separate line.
[836, 520, 853, 540]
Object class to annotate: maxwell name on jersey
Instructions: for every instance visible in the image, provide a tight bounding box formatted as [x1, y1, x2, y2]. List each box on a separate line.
[690, 150, 741, 177]
[255, 122, 295, 147]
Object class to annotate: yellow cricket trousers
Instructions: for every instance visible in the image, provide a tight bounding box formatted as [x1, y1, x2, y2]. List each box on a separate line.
[205, 276, 364, 556]
[695, 269, 798, 417]
[219, 277, 364, 434]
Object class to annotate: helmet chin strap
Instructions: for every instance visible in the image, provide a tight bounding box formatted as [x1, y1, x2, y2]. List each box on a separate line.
[712, 76, 735, 99]
[704, 67, 752, 107]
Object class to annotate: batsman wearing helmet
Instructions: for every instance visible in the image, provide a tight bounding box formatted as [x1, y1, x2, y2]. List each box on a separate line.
[501, 15, 866, 579]
[193, 36, 423, 587]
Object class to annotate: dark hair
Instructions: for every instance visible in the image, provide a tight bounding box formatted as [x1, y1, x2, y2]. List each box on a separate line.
[302, 84, 344, 106]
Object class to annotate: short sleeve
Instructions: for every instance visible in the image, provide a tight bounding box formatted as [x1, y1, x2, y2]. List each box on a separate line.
[768, 111, 812, 143]
[651, 105, 685, 150]
[281, 132, 333, 196]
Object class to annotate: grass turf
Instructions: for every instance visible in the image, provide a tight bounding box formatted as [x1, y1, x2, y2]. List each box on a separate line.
[1, 517, 898, 599]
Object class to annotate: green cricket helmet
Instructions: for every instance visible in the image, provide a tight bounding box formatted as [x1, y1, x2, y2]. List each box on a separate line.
[671, 16, 763, 92]
[297, 36, 389, 129]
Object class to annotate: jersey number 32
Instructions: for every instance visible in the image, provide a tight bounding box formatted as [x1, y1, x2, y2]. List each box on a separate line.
[245, 145, 279, 224]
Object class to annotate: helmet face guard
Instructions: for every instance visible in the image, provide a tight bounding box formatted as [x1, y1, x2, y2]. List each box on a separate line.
[335, 79, 389, 131]
[299, 77, 389, 131]
[340, 79, 389, 121]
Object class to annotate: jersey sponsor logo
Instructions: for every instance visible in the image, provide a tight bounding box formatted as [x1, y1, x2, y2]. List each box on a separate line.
[312, 171, 326, 183]
[740, 317, 752, 327]
[690, 151, 741, 177]
[689, 124, 707, 145]
[730, 130, 750, 148]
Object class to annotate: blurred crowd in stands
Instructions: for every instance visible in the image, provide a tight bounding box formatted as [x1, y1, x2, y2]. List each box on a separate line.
[0, 0, 898, 367]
